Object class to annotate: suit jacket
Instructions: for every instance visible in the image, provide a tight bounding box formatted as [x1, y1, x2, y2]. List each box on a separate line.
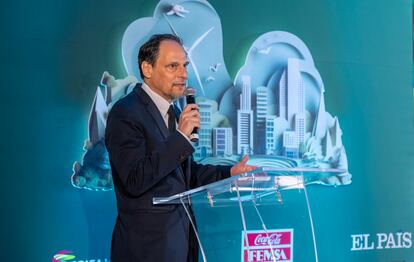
[105, 84, 231, 262]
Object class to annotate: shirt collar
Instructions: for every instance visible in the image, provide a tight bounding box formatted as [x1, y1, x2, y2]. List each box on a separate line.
[141, 82, 172, 118]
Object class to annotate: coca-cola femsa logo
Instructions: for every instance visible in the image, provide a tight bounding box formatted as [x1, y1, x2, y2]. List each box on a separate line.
[254, 233, 282, 246]
[241, 229, 294, 262]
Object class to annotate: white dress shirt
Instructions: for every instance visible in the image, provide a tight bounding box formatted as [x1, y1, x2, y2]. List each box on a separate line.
[141, 82, 192, 144]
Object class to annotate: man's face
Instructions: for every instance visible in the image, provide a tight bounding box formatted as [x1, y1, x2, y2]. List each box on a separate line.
[142, 40, 189, 102]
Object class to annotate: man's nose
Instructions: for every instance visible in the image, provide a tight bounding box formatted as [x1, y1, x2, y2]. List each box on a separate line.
[177, 66, 188, 79]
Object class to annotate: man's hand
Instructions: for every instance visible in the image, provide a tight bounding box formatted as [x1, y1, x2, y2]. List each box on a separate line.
[230, 155, 258, 176]
[177, 104, 200, 138]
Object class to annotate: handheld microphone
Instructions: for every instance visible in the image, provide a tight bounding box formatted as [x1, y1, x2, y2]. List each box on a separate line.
[185, 87, 199, 142]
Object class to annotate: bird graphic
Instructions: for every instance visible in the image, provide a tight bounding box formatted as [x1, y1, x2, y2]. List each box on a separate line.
[166, 4, 189, 18]
[258, 46, 272, 54]
[205, 76, 215, 82]
[209, 63, 222, 72]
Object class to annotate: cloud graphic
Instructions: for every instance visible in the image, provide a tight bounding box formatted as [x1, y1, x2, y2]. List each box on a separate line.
[72, 73, 136, 191]
[218, 30, 351, 184]
[219, 31, 318, 124]
[121, 0, 233, 102]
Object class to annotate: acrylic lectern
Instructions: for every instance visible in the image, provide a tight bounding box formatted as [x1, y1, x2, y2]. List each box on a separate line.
[153, 167, 346, 262]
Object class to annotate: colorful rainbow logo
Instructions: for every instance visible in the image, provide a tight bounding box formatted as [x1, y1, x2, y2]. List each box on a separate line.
[52, 250, 76, 262]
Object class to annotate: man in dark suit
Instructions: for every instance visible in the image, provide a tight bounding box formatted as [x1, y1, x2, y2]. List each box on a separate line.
[105, 34, 255, 262]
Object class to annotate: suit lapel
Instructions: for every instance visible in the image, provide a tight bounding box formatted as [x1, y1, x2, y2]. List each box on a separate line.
[134, 84, 169, 139]
[134, 84, 187, 185]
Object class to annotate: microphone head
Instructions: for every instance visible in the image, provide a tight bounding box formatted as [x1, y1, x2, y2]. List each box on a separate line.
[184, 87, 196, 96]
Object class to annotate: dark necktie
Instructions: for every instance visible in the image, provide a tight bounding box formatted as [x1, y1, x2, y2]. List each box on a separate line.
[167, 104, 176, 133]
[168, 103, 188, 184]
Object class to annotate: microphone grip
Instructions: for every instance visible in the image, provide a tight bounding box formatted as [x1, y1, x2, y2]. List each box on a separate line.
[186, 94, 199, 142]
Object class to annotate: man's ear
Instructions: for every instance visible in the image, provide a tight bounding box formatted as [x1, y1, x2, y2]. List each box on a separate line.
[141, 61, 153, 79]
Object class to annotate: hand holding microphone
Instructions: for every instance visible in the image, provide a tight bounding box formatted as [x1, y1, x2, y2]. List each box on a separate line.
[177, 87, 200, 141]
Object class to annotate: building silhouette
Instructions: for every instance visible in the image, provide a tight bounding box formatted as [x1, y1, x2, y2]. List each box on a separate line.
[213, 127, 233, 156]
[256, 86, 268, 154]
[283, 130, 299, 158]
[265, 115, 278, 155]
[237, 75, 254, 154]
[279, 58, 306, 157]
[194, 101, 213, 159]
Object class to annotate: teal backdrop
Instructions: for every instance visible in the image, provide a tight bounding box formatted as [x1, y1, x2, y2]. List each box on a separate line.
[0, 0, 412, 261]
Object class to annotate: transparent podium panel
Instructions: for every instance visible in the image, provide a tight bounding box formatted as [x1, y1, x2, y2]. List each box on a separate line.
[153, 167, 346, 262]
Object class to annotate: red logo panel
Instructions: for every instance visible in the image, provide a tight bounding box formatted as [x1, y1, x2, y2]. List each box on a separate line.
[241, 229, 293, 262]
